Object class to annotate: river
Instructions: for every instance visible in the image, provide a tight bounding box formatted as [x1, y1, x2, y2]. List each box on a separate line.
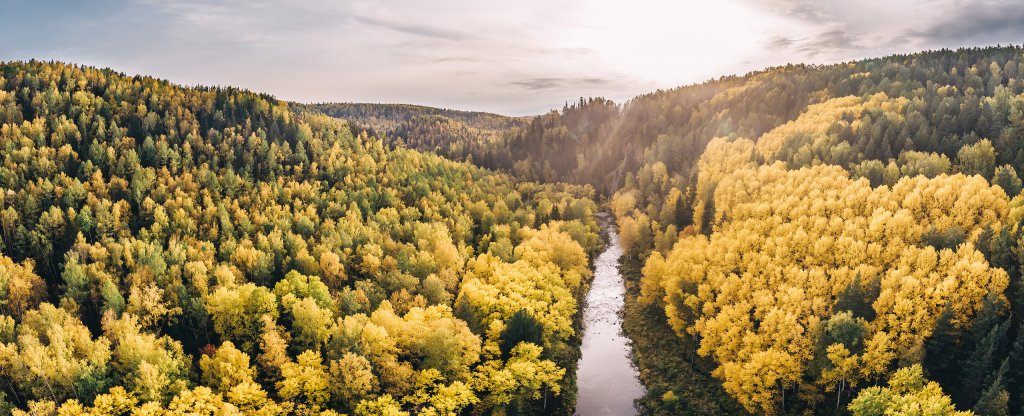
[574, 213, 646, 415]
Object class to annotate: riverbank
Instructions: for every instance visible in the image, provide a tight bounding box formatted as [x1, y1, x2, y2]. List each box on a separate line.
[619, 256, 748, 415]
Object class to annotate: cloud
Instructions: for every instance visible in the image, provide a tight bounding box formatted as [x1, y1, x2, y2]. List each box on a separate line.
[796, 30, 860, 56]
[763, 30, 860, 59]
[734, 0, 832, 21]
[352, 15, 466, 40]
[509, 77, 616, 91]
[428, 56, 484, 64]
[740, 0, 1022, 55]
[906, 4, 1024, 46]
[767, 36, 795, 49]
[739, 0, 1024, 64]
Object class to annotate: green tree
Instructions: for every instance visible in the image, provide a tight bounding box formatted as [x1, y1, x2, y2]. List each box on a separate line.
[206, 284, 278, 353]
[958, 139, 997, 180]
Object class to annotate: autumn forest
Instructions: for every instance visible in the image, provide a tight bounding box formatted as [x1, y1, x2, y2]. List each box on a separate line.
[2, 44, 1024, 416]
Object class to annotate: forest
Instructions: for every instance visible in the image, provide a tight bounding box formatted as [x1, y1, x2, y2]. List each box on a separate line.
[326, 45, 1024, 415]
[4, 44, 1024, 416]
[0, 61, 602, 415]
[612, 46, 1024, 416]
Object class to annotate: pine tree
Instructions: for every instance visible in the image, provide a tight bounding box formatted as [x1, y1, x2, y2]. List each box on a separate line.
[974, 359, 1010, 416]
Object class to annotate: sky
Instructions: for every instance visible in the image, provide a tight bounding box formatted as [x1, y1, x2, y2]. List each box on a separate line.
[2, 0, 1023, 115]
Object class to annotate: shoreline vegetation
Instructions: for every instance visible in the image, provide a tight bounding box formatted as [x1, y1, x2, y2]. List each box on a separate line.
[619, 256, 747, 416]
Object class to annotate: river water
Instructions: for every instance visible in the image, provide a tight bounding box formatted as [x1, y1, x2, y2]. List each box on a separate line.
[575, 214, 646, 415]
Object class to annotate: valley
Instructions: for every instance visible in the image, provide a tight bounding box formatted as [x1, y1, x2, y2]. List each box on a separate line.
[1, 44, 1024, 415]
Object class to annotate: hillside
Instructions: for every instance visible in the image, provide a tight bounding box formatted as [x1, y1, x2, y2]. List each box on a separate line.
[307, 103, 523, 133]
[327, 47, 1024, 198]
[610, 46, 1024, 415]
[306, 103, 527, 169]
[0, 61, 602, 415]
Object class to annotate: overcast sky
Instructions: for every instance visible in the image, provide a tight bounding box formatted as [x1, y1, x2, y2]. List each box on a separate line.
[2, 0, 1023, 115]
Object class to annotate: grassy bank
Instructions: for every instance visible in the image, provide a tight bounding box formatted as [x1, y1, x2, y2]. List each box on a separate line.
[620, 257, 748, 415]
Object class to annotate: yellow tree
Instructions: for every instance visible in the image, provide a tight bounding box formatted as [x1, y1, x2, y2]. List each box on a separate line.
[0, 255, 46, 318]
[199, 341, 256, 394]
[276, 350, 330, 412]
[848, 364, 972, 416]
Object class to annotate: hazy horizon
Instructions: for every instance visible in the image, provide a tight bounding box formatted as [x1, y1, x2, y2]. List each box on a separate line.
[3, 0, 1024, 116]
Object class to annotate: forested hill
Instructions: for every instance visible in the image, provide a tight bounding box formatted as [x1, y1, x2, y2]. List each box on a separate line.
[611, 45, 1024, 415]
[321, 46, 1024, 199]
[310, 98, 621, 187]
[305, 103, 527, 169]
[0, 60, 603, 415]
[307, 103, 523, 133]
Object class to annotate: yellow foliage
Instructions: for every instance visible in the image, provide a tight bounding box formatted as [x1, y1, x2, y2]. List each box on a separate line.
[692, 137, 756, 232]
[471, 342, 564, 408]
[0, 256, 46, 318]
[848, 364, 973, 416]
[754, 93, 904, 160]
[277, 350, 330, 410]
[457, 255, 576, 343]
[646, 159, 1009, 413]
[166, 386, 242, 416]
[514, 222, 591, 289]
[200, 341, 256, 394]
